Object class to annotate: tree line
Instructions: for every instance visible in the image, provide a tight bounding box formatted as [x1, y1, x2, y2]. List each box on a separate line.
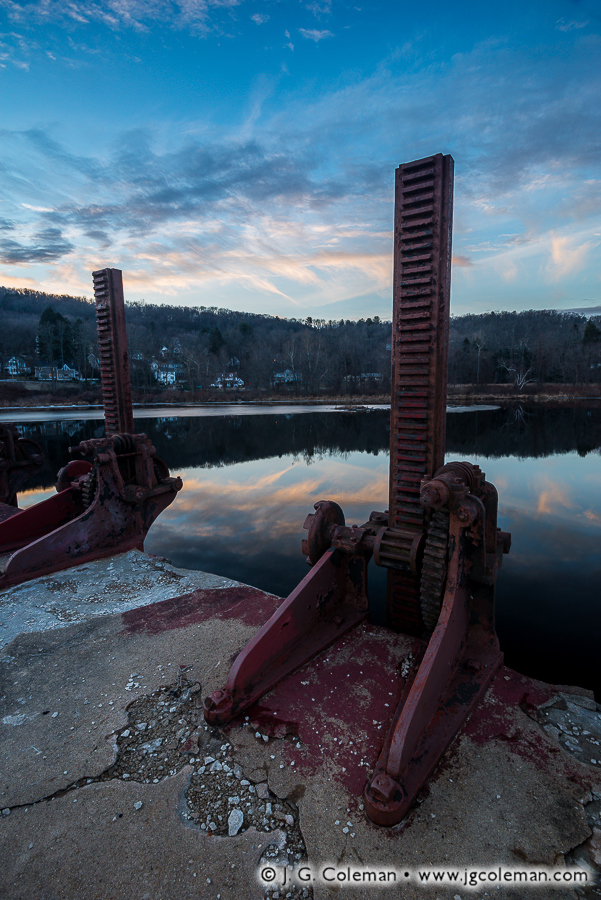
[1, 285, 600, 392]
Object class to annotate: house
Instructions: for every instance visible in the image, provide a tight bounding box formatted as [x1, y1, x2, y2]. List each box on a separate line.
[35, 363, 81, 381]
[210, 372, 245, 389]
[150, 358, 187, 385]
[4, 357, 30, 376]
[273, 368, 301, 385]
[343, 372, 383, 385]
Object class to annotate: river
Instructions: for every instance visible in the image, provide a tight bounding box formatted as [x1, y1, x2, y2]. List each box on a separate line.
[6, 402, 601, 700]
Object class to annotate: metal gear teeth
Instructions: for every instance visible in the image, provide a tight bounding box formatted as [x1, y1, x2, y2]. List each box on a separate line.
[420, 508, 450, 631]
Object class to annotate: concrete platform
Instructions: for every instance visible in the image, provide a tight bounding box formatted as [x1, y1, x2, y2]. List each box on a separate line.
[1, 558, 601, 900]
[0, 549, 242, 650]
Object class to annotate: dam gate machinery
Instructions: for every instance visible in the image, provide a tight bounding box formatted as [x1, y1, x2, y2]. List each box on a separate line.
[0, 268, 181, 589]
[204, 153, 512, 826]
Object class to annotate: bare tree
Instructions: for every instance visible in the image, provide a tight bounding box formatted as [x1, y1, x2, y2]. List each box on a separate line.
[498, 364, 536, 391]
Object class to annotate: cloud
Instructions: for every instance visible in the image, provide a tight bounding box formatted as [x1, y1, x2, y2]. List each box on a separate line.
[6, 128, 357, 244]
[0, 269, 38, 287]
[306, 1, 331, 15]
[556, 18, 589, 31]
[251, 12, 268, 24]
[299, 28, 333, 41]
[548, 235, 597, 279]
[1, 24, 600, 314]
[0, 0, 242, 33]
[536, 482, 575, 516]
[0, 226, 73, 263]
[583, 509, 601, 523]
[0, 29, 34, 68]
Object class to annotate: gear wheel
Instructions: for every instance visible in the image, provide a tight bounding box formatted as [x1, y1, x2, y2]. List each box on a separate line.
[81, 469, 97, 508]
[419, 508, 450, 631]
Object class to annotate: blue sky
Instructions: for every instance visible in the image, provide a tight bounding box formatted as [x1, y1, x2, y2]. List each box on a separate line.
[0, 0, 599, 319]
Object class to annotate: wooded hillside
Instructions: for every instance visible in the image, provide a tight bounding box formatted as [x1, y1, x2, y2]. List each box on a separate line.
[1, 285, 600, 393]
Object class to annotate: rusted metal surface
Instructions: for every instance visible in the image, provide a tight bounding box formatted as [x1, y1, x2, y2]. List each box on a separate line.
[93, 268, 135, 436]
[0, 268, 182, 588]
[204, 510, 370, 725]
[0, 424, 44, 511]
[0, 432, 181, 589]
[387, 153, 454, 635]
[203, 154, 510, 828]
[364, 461, 509, 824]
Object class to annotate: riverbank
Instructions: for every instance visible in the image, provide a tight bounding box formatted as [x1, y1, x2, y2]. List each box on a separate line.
[2, 380, 600, 410]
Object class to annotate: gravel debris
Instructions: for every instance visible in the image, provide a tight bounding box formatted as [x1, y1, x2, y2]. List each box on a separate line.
[94, 676, 312, 898]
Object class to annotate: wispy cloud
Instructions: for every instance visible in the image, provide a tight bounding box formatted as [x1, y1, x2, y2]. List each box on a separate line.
[299, 28, 333, 42]
[536, 481, 575, 516]
[251, 12, 268, 25]
[548, 235, 598, 279]
[0, 0, 242, 33]
[452, 255, 473, 267]
[306, 1, 332, 16]
[555, 18, 589, 31]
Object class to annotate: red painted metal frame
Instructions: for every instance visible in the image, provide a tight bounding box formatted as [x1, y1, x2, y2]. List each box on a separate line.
[202, 155, 510, 828]
[387, 153, 454, 635]
[364, 466, 508, 824]
[0, 433, 181, 588]
[204, 545, 370, 725]
[0, 268, 182, 588]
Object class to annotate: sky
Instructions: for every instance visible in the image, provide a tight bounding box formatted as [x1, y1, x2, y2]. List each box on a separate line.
[0, 0, 600, 320]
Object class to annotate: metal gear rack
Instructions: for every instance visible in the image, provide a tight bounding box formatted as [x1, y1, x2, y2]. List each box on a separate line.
[0, 268, 181, 589]
[203, 154, 511, 826]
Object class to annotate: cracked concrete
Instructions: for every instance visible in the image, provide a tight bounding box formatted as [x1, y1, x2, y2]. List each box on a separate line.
[1, 562, 601, 899]
[0, 549, 242, 651]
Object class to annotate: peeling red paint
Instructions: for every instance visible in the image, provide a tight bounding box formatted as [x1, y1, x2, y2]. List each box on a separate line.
[226, 622, 414, 797]
[120, 587, 282, 635]
[460, 668, 598, 791]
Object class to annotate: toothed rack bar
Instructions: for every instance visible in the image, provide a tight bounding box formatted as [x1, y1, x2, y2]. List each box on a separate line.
[387, 153, 454, 635]
[92, 268, 134, 437]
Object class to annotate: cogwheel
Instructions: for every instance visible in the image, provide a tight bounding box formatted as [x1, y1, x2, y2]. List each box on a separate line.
[81, 469, 97, 508]
[420, 508, 450, 631]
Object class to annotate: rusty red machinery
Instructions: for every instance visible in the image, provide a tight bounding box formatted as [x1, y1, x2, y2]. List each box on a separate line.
[204, 153, 511, 826]
[0, 268, 181, 589]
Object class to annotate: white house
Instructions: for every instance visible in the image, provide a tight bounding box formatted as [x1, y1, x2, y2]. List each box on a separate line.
[5, 357, 30, 376]
[150, 358, 187, 385]
[210, 372, 245, 389]
[35, 363, 81, 381]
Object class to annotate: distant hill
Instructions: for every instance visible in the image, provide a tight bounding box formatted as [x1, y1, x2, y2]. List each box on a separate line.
[1, 284, 600, 390]
[563, 304, 601, 318]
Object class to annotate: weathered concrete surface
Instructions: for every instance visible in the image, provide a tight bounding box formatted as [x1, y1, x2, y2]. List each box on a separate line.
[0, 549, 241, 650]
[0, 585, 280, 807]
[1, 581, 601, 900]
[1, 769, 281, 900]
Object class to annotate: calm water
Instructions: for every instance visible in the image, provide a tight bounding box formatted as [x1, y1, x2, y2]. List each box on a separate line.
[12, 403, 601, 700]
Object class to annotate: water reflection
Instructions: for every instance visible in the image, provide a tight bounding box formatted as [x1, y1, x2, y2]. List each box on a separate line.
[11, 405, 601, 699]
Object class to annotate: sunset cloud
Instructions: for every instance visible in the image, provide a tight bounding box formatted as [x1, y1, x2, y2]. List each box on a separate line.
[452, 255, 473, 268]
[0, 1, 599, 316]
[548, 235, 597, 280]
